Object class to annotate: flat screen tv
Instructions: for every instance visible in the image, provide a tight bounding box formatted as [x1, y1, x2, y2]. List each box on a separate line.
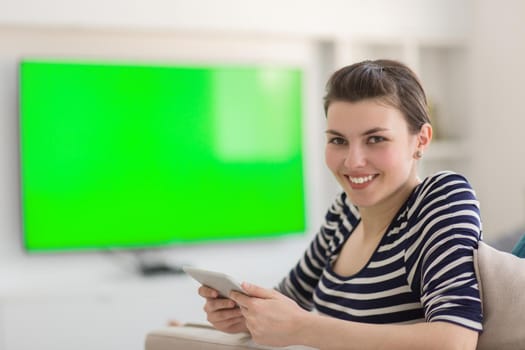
[20, 59, 306, 253]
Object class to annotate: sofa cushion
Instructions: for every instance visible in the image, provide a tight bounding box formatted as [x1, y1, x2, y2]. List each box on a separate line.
[474, 241, 525, 350]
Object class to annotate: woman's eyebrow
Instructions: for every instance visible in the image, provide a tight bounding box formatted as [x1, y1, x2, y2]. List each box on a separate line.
[325, 127, 390, 136]
[362, 127, 390, 135]
[325, 129, 344, 136]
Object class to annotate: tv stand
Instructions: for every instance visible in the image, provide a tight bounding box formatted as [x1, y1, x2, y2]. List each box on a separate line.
[138, 261, 185, 276]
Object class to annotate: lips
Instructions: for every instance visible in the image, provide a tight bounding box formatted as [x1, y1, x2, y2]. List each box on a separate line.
[344, 174, 377, 189]
[348, 174, 374, 184]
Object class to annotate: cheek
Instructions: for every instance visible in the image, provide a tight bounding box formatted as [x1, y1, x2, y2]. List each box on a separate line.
[373, 147, 410, 170]
[324, 147, 339, 172]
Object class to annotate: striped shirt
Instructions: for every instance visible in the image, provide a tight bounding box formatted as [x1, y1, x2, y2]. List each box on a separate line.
[277, 171, 483, 331]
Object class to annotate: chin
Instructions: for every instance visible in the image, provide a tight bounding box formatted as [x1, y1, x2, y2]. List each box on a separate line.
[344, 192, 378, 208]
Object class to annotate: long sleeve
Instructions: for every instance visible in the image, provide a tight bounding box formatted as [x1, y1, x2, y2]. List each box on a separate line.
[404, 171, 483, 331]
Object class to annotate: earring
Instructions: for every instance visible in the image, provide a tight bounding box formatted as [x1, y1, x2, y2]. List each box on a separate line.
[414, 150, 423, 159]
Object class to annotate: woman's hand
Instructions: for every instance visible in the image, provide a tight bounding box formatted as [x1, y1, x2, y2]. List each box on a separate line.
[230, 282, 312, 347]
[198, 285, 249, 334]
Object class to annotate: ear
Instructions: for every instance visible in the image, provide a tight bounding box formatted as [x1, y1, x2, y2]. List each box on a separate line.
[416, 123, 432, 151]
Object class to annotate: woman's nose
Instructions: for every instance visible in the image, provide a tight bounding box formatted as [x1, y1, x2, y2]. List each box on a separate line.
[343, 144, 366, 169]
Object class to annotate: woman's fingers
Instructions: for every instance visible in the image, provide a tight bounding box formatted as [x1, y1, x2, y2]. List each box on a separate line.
[213, 317, 248, 333]
[205, 305, 248, 333]
[206, 306, 243, 324]
[239, 282, 276, 299]
[203, 297, 237, 313]
[198, 285, 219, 298]
[197, 284, 250, 334]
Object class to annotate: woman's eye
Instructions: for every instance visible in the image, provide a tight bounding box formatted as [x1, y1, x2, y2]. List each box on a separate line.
[328, 137, 346, 145]
[368, 136, 385, 144]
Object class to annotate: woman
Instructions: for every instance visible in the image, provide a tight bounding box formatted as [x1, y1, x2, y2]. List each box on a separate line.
[198, 60, 482, 350]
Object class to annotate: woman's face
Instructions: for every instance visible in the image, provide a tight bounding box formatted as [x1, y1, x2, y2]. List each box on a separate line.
[325, 99, 423, 209]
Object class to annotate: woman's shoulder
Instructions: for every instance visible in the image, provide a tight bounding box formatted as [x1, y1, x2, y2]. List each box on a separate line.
[416, 171, 475, 201]
[403, 171, 482, 263]
[421, 170, 472, 188]
[406, 171, 479, 220]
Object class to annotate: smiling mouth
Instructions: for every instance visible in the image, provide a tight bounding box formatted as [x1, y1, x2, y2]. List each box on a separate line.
[347, 174, 375, 184]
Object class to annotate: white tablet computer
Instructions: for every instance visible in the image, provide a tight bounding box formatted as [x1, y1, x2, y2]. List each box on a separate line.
[183, 266, 246, 298]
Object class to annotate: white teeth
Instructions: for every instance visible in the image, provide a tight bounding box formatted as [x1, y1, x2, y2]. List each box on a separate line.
[349, 175, 374, 184]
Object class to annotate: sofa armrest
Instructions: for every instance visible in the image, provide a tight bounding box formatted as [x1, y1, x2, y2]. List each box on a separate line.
[145, 323, 317, 350]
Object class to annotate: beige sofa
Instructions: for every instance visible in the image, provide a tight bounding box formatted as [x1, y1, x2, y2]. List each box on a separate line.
[145, 242, 525, 350]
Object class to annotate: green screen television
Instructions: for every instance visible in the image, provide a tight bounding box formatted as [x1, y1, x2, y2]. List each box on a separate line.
[20, 59, 306, 253]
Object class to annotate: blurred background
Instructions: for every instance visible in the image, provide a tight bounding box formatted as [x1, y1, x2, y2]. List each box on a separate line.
[1, 0, 524, 349]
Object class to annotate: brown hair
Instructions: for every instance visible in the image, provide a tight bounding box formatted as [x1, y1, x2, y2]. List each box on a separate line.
[323, 59, 430, 133]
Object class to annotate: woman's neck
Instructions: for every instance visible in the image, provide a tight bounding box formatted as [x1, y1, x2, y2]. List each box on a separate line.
[358, 208, 396, 240]
[358, 176, 420, 238]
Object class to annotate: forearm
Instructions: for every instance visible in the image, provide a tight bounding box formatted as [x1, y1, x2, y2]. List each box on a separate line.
[298, 314, 478, 350]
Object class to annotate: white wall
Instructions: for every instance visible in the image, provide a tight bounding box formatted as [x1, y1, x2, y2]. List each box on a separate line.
[0, 0, 469, 40]
[468, 0, 525, 238]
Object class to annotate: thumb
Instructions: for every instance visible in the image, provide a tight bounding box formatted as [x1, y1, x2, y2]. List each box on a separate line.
[241, 282, 275, 299]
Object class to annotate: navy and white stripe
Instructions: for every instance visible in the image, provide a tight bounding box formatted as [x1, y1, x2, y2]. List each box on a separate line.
[277, 171, 483, 331]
